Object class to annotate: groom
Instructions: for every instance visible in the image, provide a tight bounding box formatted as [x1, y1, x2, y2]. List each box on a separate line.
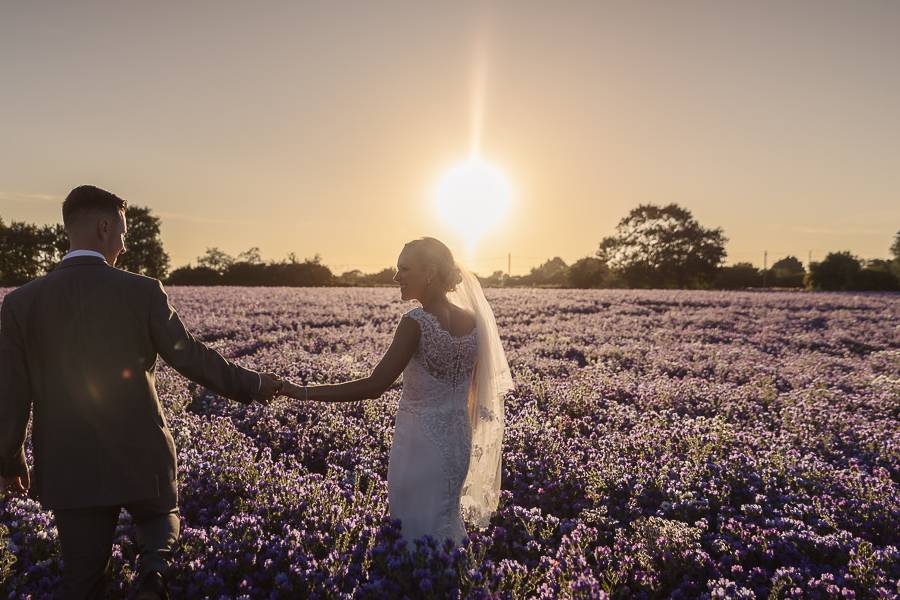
[0, 185, 282, 599]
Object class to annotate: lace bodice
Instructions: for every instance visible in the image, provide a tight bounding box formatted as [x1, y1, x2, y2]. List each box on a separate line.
[400, 307, 478, 403]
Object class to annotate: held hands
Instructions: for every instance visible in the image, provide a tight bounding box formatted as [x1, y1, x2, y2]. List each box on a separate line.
[255, 372, 285, 406]
[253, 374, 310, 406]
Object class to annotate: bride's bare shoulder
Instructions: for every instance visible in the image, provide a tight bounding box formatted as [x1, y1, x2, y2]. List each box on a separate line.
[449, 305, 477, 332]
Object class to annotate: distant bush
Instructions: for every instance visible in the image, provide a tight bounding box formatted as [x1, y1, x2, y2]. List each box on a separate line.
[855, 260, 900, 291]
[767, 255, 805, 288]
[715, 263, 763, 289]
[806, 252, 899, 291]
[167, 266, 222, 286]
[807, 252, 862, 291]
[567, 257, 612, 288]
[166, 250, 334, 287]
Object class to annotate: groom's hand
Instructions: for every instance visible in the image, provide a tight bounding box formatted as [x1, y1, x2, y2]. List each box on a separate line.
[0, 468, 30, 498]
[255, 373, 284, 406]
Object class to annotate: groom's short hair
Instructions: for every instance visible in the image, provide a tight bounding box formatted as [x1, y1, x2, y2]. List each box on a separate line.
[63, 185, 128, 227]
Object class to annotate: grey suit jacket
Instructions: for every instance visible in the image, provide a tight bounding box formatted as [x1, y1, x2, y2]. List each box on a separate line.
[0, 256, 260, 509]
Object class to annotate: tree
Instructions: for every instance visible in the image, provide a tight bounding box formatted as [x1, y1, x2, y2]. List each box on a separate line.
[267, 259, 334, 286]
[166, 265, 222, 285]
[337, 269, 365, 286]
[890, 230, 900, 279]
[567, 257, 610, 288]
[806, 251, 862, 291]
[196, 247, 234, 274]
[715, 263, 763, 289]
[236, 247, 262, 265]
[856, 259, 899, 291]
[0, 220, 65, 285]
[117, 206, 170, 279]
[478, 270, 507, 288]
[597, 204, 727, 288]
[38, 223, 68, 273]
[528, 257, 569, 286]
[221, 262, 269, 286]
[0, 220, 46, 285]
[366, 267, 398, 285]
[769, 255, 805, 288]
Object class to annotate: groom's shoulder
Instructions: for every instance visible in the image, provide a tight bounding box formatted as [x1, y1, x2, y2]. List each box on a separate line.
[2, 271, 54, 308]
[1, 279, 37, 309]
[89, 265, 161, 290]
[84, 267, 168, 303]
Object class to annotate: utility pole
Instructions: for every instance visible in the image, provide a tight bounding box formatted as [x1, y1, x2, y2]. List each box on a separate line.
[763, 250, 768, 287]
[808, 250, 812, 267]
[507, 253, 511, 278]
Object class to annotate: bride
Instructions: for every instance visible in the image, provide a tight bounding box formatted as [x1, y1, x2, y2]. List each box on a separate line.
[281, 237, 513, 545]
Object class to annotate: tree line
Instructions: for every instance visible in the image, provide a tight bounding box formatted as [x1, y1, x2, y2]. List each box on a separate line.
[496, 204, 900, 292]
[2, 203, 898, 291]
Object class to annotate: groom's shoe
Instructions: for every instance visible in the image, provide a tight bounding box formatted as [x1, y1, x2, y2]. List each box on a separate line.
[134, 571, 168, 600]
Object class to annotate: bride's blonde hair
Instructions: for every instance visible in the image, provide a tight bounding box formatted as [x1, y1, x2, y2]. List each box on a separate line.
[403, 237, 463, 294]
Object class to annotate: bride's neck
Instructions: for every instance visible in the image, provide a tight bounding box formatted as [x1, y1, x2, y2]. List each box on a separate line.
[420, 293, 449, 314]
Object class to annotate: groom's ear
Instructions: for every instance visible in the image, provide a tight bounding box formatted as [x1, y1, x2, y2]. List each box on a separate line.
[96, 213, 113, 239]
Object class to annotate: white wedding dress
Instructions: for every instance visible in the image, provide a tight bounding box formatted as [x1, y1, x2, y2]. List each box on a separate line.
[387, 307, 479, 545]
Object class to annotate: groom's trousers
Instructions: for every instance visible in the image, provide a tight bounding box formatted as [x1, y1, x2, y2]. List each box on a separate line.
[53, 487, 179, 600]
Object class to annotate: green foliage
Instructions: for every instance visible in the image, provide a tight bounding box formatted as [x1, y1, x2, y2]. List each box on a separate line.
[856, 260, 900, 291]
[527, 257, 569, 286]
[567, 257, 611, 288]
[236, 246, 262, 265]
[767, 255, 805, 288]
[478, 270, 508, 287]
[196, 247, 235, 274]
[807, 252, 862, 291]
[264, 259, 334, 286]
[597, 203, 727, 288]
[807, 252, 899, 291]
[0, 219, 66, 285]
[168, 249, 334, 286]
[336, 267, 398, 286]
[716, 262, 763, 289]
[167, 265, 223, 285]
[889, 230, 900, 279]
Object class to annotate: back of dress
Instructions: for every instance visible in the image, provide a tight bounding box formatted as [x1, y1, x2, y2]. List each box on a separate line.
[387, 307, 478, 545]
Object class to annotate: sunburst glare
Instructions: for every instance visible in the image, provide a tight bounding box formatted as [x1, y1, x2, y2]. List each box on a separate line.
[433, 155, 513, 251]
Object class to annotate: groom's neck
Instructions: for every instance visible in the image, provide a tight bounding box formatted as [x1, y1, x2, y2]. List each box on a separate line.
[68, 243, 106, 255]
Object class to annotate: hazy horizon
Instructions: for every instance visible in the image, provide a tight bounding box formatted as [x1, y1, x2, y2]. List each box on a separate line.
[2, 1, 898, 274]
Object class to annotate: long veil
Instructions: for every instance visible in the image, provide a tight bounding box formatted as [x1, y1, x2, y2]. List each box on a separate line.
[447, 267, 514, 528]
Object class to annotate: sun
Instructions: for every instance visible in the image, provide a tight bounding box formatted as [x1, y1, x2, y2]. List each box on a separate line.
[433, 156, 513, 249]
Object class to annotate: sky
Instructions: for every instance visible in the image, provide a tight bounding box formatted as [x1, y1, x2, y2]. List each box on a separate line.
[1, 1, 898, 275]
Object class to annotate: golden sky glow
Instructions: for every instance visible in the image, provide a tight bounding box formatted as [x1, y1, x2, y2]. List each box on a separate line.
[1, 1, 898, 275]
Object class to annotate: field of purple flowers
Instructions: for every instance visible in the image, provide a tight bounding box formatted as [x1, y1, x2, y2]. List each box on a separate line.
[2, 287, 899, 599]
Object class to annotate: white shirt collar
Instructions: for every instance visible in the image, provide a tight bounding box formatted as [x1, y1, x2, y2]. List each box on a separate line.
[62, 249, 108, 263]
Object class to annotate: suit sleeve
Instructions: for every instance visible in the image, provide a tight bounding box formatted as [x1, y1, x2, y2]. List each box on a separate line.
[0, 298, 30, 478]
[149, 281, 260, 404]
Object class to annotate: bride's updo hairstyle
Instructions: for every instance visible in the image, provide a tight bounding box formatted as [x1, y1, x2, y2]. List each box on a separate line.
[404, 237, 463, 294]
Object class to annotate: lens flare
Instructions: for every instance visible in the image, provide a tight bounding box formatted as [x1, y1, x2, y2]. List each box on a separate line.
[434, 156, 513, 249]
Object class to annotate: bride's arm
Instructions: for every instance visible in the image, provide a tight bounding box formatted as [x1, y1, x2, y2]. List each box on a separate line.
[283, 316, 419, 403]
